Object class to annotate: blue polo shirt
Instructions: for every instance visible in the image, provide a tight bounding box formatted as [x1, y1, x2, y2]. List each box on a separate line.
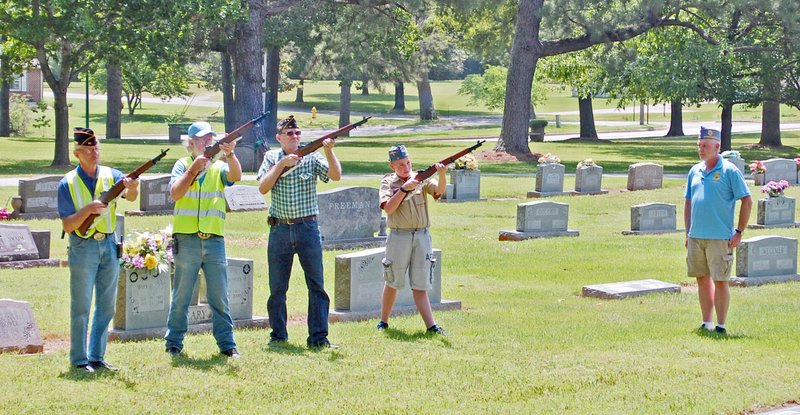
[684, 157, 750, 240]
[57, 165, 126, 218]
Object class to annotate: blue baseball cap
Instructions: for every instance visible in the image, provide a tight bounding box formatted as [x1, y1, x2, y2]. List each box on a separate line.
[699, 127, 721, 142]
[388, 145, 408, 161]
[187, 121, 217, 139]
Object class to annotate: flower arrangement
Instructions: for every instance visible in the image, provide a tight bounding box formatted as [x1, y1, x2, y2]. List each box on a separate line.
[121, 226, 173, 273]
[577, 158, 597, 168]
[720, 150, 741, 159]
[453, 153, 479, 170]
[761, 180, 790, 198]
[538, 153, 561, 165]
[749, 160, 766, 174]
[795, 157, 800, 171]
[0, 208, 9, 221]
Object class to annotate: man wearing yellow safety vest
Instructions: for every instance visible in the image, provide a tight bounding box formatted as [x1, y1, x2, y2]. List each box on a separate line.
[257, 115, 341, 349]
[164, 121, 242, 358]
[57, 127, 140, 373]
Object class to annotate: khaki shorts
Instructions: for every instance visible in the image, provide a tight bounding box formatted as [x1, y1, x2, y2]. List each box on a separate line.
[687, 238, 734, 281]
[382, 228, 435, 291]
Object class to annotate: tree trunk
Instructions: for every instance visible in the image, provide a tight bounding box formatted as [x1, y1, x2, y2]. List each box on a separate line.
[578, 96, 598, 139]
[339, 80, 352, 134]
[105, 64, 122, 139]
[720, 102, 733, 152]
[294, 78, 304, 103]
[52, 89, 71, 167]
[361, 78, 369, 95]
[393, 80, 405, 111]
[759, 75, 782, 147]
[0, 80, 9, 137]
[417, 72, 437, 120]
[665, 99, 684, 136]
[264, 46, 280, 147]
[221, 49, 236, 133]
[496, 0, 541, 156]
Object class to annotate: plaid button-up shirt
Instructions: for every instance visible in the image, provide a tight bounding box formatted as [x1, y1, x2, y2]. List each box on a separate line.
[257, 149, 329, 219]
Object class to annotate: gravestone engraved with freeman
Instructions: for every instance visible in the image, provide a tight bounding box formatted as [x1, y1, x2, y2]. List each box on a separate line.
[332, 247, 460, 322]
[317, 186, 385, 249]
[224, 185, 268, 212]
[10, 175, 61, 219]
[499, 200, 579, 240]
[623, 202, 680, 235]
[762, 158, 798, 185]
[0, 299, 44, 354]
[730, 235, 800, 286]
[626, 163, 663, 191]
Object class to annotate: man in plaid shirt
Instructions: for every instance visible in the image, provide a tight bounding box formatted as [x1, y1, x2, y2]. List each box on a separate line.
[257, 115, 341, 349]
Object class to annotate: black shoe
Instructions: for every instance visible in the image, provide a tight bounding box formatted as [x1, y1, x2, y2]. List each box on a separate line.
[89, 360, 119, 371]
[268, 338, 287, 346]
[165, 346, 182, 356]
[75, 364, 95, 373]
[714, 326, 727, 335]
[308, 339, 339, 350]
[426, 324, 447, 336]
[376, 321, 389, 331]
[221, 348, 241, 358]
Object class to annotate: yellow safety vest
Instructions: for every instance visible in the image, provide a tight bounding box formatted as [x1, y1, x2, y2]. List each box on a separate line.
[66, 166, 117, 238]
[173, 157, 227, 236]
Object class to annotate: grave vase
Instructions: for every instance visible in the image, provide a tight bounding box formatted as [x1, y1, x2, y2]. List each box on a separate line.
[114, 265, 171, 330]
[754, 172, 765, 186]
[450, 169, 481, 200]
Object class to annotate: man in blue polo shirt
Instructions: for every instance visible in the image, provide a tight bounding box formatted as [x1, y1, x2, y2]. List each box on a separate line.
[684, 127, 752, 335]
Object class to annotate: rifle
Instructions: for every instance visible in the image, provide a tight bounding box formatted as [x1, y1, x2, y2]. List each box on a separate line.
[279, 116, 371, 177]
[413, 140, 486, 182]
[203, 112, 269, 159]
[76, 149, 170, 235]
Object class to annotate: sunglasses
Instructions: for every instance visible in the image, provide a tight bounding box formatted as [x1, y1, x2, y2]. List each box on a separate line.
[283, 130, 302, 137]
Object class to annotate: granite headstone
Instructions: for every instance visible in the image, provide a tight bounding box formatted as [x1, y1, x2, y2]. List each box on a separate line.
[751, 196, 799, 228]
[114, 266, 170, 331]
[16, 176, 61, 214]
[448, 169, 482, 201]
[763, 158, 798, 185]
[0, 224, 39, 262]
[623, 202, 679, 234]
[582, 279, 681, 299]
[573, 165, 607, 195]
[0, 299, 44, 354]
[224, 185, 268, 212]
[139, 175, 174, 212]
[317, 186, 385, 249]
[730, 235, 800, 286]
[499, 201, 579, 240]
[529, 163, 566, 197]
[626, 162, 663, 191]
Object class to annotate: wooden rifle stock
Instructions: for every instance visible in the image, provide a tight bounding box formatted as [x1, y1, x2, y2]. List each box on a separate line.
[413, 140, 486, 182]
[76, 149, 170, 235]
[278, 116, 371, 177]
[203, 112, 269, 159]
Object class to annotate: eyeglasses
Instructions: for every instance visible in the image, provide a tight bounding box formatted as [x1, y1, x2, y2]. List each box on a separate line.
[284, 130, 301, 137]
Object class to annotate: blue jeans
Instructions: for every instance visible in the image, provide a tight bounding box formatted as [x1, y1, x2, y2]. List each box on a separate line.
[68, 234, 119, 366]
[267, 220, 330, 345]
[165, 234, 236, 352]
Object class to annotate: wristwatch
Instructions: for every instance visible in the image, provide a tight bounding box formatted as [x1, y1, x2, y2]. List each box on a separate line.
[735, 228, 743, 234]
[400, 187, 411, 194]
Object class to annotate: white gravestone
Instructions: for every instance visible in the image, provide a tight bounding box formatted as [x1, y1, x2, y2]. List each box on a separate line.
[730, 236, 800, 286]
[762, 158, 798, 185]
[499, 201, 579, 240]
[195, 257, 254, 322]
[332, 248, 460, 322]
[317, 186, 385, 249]
[0, 224, 39, 262]
[114, 267, 170, 331]
[750, 196, 799, 229]
[626, 162, 663, 191]
[582, 279, 681, 299]
[623, 203, 681, 235]
[0, 299, 44, 354]
[224, 185, 268, 212]
[572, 165, 607, 195]
[529, 163, 568, 197]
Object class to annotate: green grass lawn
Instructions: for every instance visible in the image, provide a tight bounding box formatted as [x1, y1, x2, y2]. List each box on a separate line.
[1, 171, 800, 413]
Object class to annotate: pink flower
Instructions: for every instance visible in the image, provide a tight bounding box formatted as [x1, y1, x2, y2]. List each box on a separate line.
[0, 208, 8, 220]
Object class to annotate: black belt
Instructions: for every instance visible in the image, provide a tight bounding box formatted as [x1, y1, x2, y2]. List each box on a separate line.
[268, 215, 317, 226]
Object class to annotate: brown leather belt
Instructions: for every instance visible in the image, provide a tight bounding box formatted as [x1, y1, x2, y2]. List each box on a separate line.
[72, 232, 112, 240]
[268, 215, 317, 226]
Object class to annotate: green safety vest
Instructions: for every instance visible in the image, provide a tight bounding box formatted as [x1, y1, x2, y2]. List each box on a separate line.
[66, 166, 117, 238]
[173, 157, 227, 236]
